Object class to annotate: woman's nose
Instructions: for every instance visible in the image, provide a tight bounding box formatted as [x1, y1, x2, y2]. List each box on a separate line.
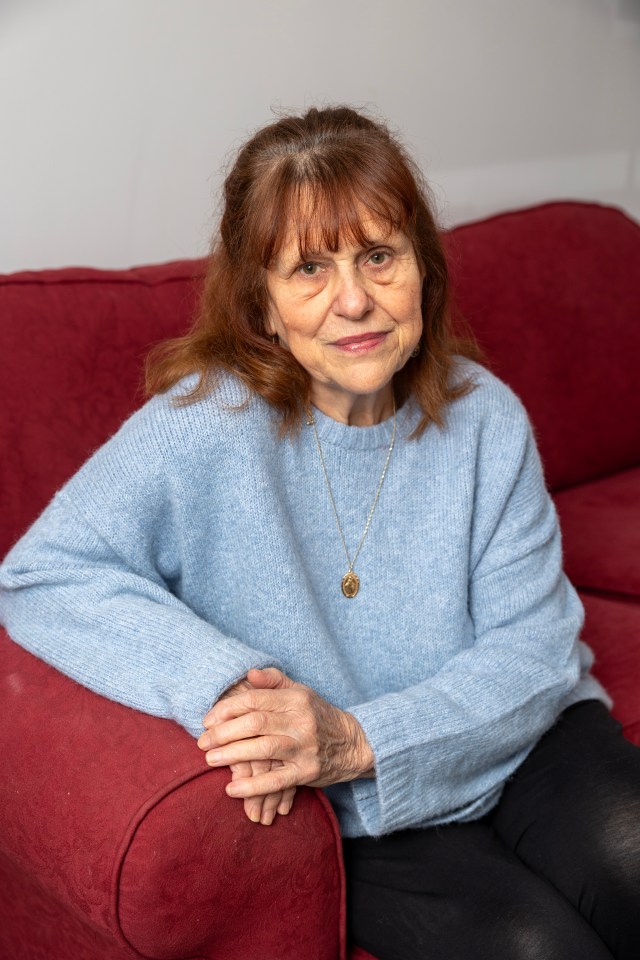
[332, 269, 372, 321]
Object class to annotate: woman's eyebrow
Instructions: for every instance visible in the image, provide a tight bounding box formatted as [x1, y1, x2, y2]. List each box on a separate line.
[276, 231, 401, 269]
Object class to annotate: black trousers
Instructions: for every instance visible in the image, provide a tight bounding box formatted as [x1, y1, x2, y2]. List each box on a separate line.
[343, 701, 640, 960]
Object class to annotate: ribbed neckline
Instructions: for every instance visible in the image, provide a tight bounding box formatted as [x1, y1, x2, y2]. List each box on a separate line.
[306, 397, 419, 449]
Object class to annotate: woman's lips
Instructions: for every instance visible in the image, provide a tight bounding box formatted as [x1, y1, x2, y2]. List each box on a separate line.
[331, 331, 388, 352]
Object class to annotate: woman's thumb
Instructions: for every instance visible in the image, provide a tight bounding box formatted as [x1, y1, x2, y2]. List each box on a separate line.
[247, 667, 294, 688]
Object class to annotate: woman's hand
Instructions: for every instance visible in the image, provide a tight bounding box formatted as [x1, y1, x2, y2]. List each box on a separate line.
[228, 759, 296, 825]
[197, 667, 375, 801]
[212, 678, 296, 825]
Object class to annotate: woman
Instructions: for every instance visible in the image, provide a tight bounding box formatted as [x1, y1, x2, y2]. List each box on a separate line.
[1, 106, 639, 960]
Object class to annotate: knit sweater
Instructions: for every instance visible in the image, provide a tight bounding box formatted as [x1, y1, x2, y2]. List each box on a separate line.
[0, 359, 609, 837]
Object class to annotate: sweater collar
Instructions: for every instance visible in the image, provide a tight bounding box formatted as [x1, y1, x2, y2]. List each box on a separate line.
[306, 398, 418, 450]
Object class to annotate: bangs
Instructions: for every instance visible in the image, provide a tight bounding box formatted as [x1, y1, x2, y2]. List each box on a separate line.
[252, 153, 417, 268]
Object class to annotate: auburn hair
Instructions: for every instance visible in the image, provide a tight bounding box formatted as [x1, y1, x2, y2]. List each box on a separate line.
[145, 105, 483, 436]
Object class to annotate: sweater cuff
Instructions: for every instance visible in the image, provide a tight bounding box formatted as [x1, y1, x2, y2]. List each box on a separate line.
[168, 637, 284, 736]
[346, 701, 424, 835]
[346, 699, 513, 836]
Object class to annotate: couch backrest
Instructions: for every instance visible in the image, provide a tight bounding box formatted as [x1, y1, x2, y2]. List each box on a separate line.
[2, 201, 639, 557]
[1, 260, 205, 558]
[446, 200, 640, 490]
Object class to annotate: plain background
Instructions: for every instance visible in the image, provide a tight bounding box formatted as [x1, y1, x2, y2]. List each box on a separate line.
[1, 0, 639, 272]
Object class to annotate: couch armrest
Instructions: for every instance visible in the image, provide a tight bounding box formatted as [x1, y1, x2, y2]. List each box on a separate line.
[0, 629, 346, 960]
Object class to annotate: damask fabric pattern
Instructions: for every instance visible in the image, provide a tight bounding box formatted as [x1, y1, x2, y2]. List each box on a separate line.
[0, 851, 131, 960]
[0, 630, 346, 960]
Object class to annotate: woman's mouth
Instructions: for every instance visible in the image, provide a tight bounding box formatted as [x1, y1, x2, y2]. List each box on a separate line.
[331, 332, 388, 353]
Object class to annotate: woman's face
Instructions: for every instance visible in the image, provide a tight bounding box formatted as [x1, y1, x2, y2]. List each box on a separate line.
[265, 215, 424, 425]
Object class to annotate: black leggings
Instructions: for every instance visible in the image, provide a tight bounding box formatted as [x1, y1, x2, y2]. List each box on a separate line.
[343, 701, 640, 960]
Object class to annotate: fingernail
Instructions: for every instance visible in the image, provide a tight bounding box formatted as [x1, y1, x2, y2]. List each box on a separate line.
[206, 750, 222, 765]
[249, 810, 261, 823]
[261, 811, 275, 826]
[198, 734, 212, 749]
[226, 784, 240, 797]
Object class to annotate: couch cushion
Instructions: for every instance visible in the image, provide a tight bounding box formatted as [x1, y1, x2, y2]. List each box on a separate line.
[554, 465, 640, 601]
[580, 593, 640, 741]
[446, 201, 640, 491]
[1, 260, 205, 558]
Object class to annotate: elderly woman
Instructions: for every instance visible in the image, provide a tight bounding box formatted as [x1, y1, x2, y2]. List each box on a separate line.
[1, 106, 639, 960]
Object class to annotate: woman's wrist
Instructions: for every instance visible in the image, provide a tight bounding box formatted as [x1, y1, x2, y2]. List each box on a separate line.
[344, 711, 376, 780]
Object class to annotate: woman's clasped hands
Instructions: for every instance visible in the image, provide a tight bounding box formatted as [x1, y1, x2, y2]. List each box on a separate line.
[197, 667, 375, 826]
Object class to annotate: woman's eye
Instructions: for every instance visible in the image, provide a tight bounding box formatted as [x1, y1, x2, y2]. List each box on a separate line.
[369, 251, 390, 266]
[298, 262, 320, 276]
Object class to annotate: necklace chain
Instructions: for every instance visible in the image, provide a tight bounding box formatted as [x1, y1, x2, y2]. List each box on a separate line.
[307, 399, 397, 597]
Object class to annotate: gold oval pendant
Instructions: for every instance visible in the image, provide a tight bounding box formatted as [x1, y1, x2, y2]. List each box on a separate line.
[341, 571, 360, 598]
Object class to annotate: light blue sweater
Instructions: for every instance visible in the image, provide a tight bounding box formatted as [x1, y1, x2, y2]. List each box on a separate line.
[0, 360, 609, 837]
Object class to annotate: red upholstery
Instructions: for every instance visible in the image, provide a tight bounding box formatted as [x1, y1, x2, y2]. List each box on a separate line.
[579, 594, 640, 736]
[0, 261, 205, 559]
[553, 467, 640, 600]
[0, 629, 346, 960]
[1, 201, 639, 959]
[446, 201, 640, 491]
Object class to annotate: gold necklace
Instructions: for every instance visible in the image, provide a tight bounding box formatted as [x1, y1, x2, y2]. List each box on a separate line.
[307, 398, 397, 598]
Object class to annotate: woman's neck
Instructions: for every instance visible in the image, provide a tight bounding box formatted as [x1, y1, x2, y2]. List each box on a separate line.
[309, 382, 395, 427]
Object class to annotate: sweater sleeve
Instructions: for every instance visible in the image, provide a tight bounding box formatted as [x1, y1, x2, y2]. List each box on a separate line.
[0, 403, 280, 738]
[345, 405, 589, 836]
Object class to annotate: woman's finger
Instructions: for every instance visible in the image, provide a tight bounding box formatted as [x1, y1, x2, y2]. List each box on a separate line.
[258, 788, 283, 826]
[204, 733, 292, 768]
[255, 760, 282, 827]
[199, 708, 280, 750]
[203, 686, 297, 728]
[244, 763, 270, 824]
[229, 759, 292, 825]
[255, 760, 296, 825]
[226, 764, 298, 798]
[230, 761, 265, 823]
[203, 697, 258, 729]
[229, 760, 253, 779]
[246, 667, 295, 689]
[277, 785, 297, 816]
[200, 705, 304, 751]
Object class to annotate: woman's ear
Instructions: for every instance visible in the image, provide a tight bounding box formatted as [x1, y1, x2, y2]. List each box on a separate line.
[264, 318, 280, 344]
[264, 301, 285, 345]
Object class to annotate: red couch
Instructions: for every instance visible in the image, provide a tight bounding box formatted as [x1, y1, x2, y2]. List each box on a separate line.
[2, 201, 639, 960]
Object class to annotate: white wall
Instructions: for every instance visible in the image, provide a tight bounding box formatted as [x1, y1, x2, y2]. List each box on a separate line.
[1, 0, 639, 272]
